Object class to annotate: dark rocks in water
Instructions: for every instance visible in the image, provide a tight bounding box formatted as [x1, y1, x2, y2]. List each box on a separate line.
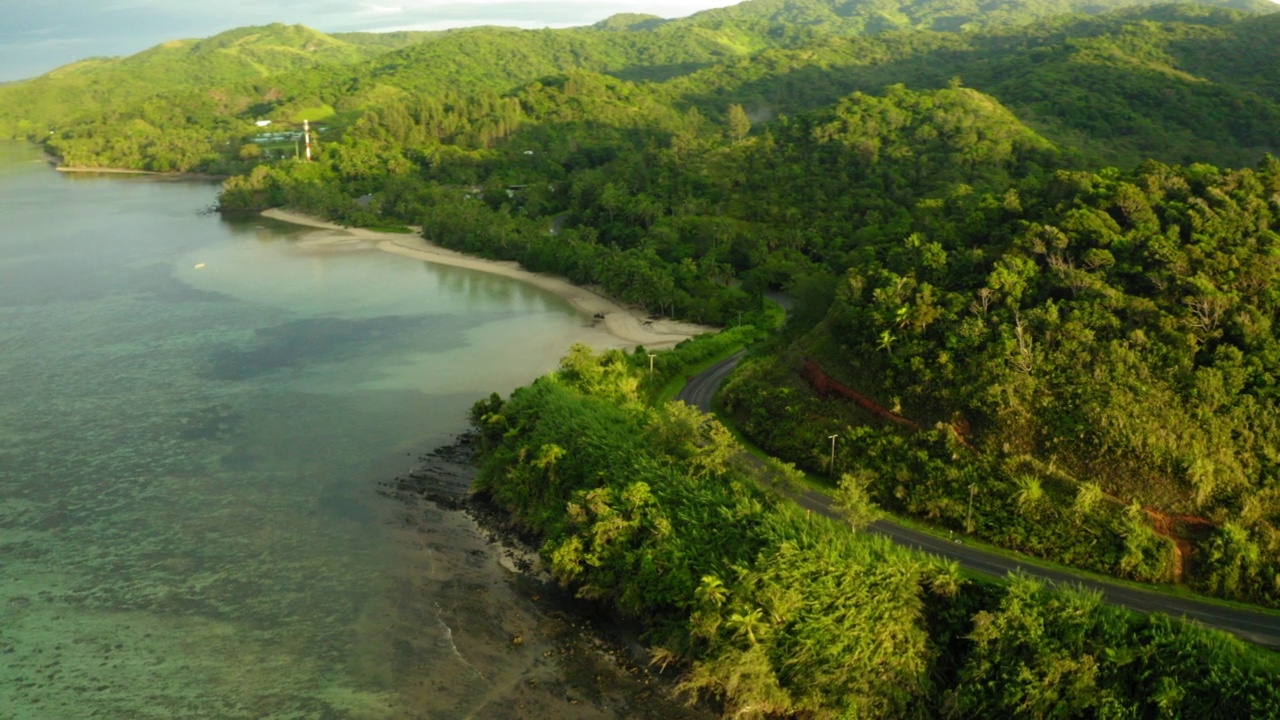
[378, 432, 717, 719]
[387, 432, 478, 505]
[202, 315, 452, 382]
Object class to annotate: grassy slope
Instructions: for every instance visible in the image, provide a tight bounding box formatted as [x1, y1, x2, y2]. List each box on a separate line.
[0, 24, 382, 135]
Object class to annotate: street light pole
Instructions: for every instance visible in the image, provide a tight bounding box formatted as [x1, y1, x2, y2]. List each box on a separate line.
[828, 434, 838, 475]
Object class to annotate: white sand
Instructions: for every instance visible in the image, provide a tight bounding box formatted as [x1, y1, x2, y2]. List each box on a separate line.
[260, 208, 715, 350]
[56, 166, 159, 175]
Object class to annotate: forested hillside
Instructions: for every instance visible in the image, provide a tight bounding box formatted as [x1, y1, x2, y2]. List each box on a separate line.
[0, 25, 424, 138]
[5, 0, 1279, 171]
[670, 0, 1274, 34]
[721, 158, 1280, 603]
[467, 342, 1280, 717]
[656, 5, 1280, 166]
[7, 0, 1280, 647]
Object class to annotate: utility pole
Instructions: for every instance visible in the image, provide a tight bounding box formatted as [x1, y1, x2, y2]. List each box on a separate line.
[828, 434, 838, 475]
[648, 353, 657, 382]
[966, 484, 977, 534]
[304, 119, 311, 162]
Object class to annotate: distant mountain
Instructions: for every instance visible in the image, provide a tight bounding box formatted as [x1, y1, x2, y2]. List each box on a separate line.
[0, 24, 396, 137]
[329, 30, 444, 53]
[5, 0, 1280, 170]
[650, 4, 1280, 166]
[591, 13, 668, 32]
[675, 0, 1276, 35]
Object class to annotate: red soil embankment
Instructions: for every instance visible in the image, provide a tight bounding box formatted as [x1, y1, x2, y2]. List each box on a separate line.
[799, 358, 1215, 584]
[1143, 508, 1217, 583]
[800, 359, 919, 430]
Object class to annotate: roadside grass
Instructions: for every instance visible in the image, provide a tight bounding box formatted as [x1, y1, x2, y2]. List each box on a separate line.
[651, 344, 748, 405]
[647, 302, 784, 403]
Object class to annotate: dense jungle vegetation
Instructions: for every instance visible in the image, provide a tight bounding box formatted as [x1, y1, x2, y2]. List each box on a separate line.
[469, 342, 1280, 717]
[7, 0, 1280, 710]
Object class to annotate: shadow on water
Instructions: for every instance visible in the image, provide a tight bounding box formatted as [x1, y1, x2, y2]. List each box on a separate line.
[202, 314, 464, 381]
[218, 212, 311, 242]
[424, 261, 582, 319]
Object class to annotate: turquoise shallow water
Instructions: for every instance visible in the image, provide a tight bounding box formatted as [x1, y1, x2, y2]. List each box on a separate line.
[0, 144, 611, 718]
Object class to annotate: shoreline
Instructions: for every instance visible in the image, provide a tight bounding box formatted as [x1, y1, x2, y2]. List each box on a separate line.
[56, 166, 159, 175]
[261, 207, 716, 350]
[384, 436, 715, 718]
[55, 165, 230, 180]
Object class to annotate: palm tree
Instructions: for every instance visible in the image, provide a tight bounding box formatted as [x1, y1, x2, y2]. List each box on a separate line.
[728, 607, 767, 646]
[1012, 475, 1044, 518]
[696, 574, 728, 609]
[1073, 481, 1103, 524]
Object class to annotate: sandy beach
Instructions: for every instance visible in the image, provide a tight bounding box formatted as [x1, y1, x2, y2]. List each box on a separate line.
[54, 165, 231, 180]
[261, 208, 715, 350]
[56, 166, 161, 175]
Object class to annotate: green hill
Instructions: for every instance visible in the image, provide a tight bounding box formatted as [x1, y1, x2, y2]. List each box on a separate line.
[8, 0, 1277, 147]
[674, 0, 1276, 35]
[655, 5, 1280, 167]
[590, 13, 668, 31]
[0, 23, 396, 139]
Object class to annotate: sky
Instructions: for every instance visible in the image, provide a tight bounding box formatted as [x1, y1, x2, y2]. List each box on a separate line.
[0, 0, 744, 82]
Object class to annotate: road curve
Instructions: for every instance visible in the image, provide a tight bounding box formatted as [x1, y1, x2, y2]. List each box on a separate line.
[677, 352, 1280, 650]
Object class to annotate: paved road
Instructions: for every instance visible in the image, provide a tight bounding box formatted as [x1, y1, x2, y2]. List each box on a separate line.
[677, 352, 1280, 650]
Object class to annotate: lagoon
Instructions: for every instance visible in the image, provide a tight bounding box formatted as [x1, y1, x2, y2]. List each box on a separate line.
[0, 142, 673, 718]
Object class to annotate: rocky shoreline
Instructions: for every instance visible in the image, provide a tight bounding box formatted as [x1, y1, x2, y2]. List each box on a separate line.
[379, 435, 716, 719]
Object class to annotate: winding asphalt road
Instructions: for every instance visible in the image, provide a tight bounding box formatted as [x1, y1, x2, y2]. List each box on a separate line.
[678, 352, 1280, 650]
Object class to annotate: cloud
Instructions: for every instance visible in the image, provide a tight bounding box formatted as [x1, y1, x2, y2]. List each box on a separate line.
[360, 3, 406, 15]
